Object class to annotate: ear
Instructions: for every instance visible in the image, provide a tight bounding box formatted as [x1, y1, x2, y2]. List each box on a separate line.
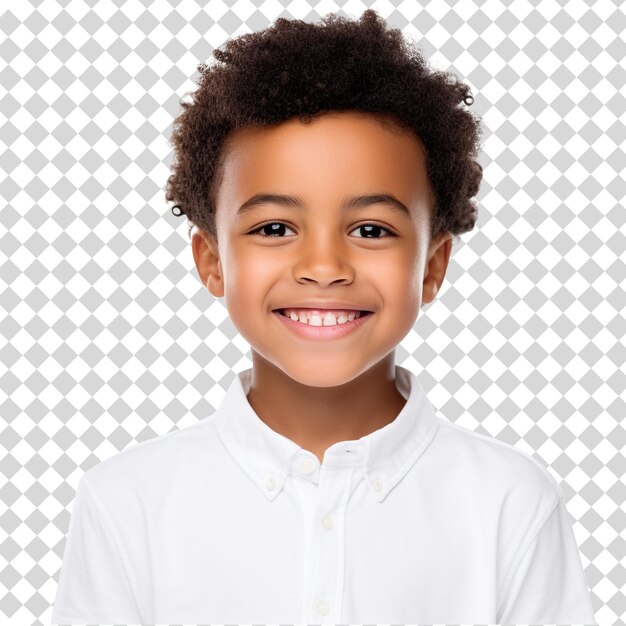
[191, 229, 224, 298]
[422, 232, 453, 305]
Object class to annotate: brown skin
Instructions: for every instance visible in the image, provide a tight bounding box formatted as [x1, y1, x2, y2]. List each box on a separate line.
[192, 111, 452, 464]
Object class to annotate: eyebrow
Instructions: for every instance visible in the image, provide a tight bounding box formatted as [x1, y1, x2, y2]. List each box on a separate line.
[236, 193, 411, 217]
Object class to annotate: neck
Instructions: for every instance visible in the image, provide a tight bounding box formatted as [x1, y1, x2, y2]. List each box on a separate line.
[245, 353, 407, 464]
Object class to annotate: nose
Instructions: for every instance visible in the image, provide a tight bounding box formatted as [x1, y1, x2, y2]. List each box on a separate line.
[292, 235, 355, 286]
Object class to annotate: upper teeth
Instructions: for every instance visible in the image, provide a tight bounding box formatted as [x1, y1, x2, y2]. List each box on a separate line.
[281, 309, 362, 326]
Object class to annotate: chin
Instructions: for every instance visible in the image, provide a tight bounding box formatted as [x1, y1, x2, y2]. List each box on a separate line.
[275, 359, 382, 389]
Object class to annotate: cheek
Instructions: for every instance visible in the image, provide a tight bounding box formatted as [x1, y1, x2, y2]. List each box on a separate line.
[223, 248, 276, 317]
[376, 252, 422, 305]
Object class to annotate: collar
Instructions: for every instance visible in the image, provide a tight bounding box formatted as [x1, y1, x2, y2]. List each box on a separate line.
[213, 365, 440, 503]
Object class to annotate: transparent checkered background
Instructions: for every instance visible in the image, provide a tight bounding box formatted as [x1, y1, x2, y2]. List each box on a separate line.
[1, 0, 624, 625]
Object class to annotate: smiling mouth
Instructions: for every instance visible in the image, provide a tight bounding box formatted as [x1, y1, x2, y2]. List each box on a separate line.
[273, 309, 373, 324]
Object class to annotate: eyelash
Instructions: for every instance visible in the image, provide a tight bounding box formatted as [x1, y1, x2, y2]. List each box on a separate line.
[248, 221, 396, 239]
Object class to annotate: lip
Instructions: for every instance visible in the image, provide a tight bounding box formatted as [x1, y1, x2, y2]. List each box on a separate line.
[272, 302, 373, 312]
[273, 309, 373, 340]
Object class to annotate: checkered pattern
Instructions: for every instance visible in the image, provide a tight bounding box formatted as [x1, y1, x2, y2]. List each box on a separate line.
[1, 1, 624, 625]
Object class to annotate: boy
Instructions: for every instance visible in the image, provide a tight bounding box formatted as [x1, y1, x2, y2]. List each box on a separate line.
[52, 9, 596, 624]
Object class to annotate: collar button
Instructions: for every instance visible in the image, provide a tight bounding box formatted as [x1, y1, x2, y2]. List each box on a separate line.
[373, 478, 384, 492]
[298, 457, 316, 474]
[265, 476, 277, 491]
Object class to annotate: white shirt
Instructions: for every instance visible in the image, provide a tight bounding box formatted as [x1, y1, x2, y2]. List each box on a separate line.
[52, 365, 596, 624]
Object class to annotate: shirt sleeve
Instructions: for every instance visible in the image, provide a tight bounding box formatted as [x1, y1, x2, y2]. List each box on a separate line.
[497, 494, 596, 625]
[51, 474, 144, 624]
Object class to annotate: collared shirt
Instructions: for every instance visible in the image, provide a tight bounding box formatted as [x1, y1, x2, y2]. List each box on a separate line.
[52, 365, 596, 624]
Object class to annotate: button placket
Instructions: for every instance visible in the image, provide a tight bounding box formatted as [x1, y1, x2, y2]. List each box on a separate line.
[304, 463, 356, 623]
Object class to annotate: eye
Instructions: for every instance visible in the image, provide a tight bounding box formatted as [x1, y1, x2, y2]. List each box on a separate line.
[248, 222, 296, 237]
[248, 221, 396, 238]
[349, 223, 395, 238]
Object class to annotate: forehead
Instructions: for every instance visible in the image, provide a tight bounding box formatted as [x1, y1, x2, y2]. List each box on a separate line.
[216, 111, 434, 213]
[221, 110, 425, 167]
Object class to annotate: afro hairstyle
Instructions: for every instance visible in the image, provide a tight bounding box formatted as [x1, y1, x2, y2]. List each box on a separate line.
[165, 9, 484, 243]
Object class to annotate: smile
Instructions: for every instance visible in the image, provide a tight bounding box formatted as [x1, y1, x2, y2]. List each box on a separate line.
[273, 309, 373, 340]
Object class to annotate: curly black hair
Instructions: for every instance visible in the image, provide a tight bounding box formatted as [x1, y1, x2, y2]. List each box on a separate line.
[165, 9, 484, 243]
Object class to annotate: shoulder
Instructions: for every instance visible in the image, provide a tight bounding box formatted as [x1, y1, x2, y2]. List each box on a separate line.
[79, 414, 222, 502]
[432, 417, 562, 508]
[429, 418, 564, 564]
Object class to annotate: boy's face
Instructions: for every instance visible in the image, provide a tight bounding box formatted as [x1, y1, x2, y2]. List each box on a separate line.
[192, 110, 452, 387]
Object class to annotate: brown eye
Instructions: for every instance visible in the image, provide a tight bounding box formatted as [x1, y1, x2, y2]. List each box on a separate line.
[349, 223, 395, 238]
[249, 222, 295, 237]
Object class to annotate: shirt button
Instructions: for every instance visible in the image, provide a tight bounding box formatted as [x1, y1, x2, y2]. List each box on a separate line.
[321, 513, 334, 530]
[265, 476, 277, 491]
[315, 599, 330, 616]
[373, 479, 383, 492]
[298, 457, 316, 474]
